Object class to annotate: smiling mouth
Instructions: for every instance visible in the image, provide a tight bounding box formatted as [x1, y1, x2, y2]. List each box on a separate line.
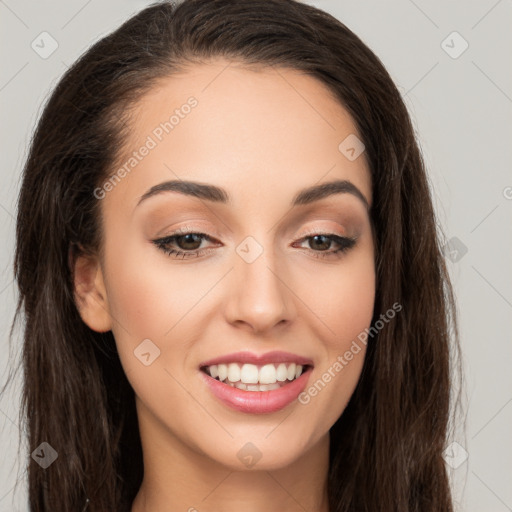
[200, 362, 313, 392]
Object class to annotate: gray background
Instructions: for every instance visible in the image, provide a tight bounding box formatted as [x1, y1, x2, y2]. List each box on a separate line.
[1, 0, 511, 510]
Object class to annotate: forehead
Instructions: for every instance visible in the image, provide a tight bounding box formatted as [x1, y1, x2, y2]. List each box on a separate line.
[103, 58, 371, 213]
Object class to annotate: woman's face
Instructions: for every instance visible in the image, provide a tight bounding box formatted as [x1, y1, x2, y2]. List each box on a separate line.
[79, 59, 375, 471]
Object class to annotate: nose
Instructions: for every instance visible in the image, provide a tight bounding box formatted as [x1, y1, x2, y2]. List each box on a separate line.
[223, 242, 296, 334]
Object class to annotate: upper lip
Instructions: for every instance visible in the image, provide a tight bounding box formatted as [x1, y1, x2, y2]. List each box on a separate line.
[199, 350, 314, 368]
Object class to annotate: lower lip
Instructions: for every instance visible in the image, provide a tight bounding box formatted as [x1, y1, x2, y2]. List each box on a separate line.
[199, 367, 313, 414]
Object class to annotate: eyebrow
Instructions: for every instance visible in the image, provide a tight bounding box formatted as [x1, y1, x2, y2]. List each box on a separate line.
[137, 178, 370, 209]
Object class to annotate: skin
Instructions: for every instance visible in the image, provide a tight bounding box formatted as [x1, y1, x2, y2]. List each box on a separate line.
[73, 58, 375, 512]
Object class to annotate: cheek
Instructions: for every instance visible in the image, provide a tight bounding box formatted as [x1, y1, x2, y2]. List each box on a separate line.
[102, 232, 216, 339]
[101, 242, 220, 419]
[292, 252, 375, 426]
[297, 250, 376, 347]
[335, 267, 375, 342]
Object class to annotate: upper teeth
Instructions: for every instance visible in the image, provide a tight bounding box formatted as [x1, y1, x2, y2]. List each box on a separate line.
[206, 362, 305, 384]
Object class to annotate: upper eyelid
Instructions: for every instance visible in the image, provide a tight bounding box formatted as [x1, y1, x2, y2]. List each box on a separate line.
[294, 227, 348, 238]
[147, 205, 363, 238]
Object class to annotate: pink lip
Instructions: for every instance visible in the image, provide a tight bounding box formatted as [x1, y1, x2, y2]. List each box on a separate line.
[199, 366, 313, 414]
[198, 350, 314, 368]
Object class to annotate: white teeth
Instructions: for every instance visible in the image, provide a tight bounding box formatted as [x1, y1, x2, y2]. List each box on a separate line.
[218, 364, 228, 382]
[240, 364, 259, 384]
[287, 363, 296, 380]
[204, 362, 307, 386]
[276, 363, 288, 382]
[259, 364, 277, 384]
[227, 363, 240, 382]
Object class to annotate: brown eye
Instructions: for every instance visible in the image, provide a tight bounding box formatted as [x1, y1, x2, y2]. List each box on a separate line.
[175, 233, 203, 251]
[152, 232, 217, 259]
[292, 233, 357, 259]
[308, 235, 333, 251]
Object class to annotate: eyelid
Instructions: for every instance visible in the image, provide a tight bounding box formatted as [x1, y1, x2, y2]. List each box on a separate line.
[291, 226, 349, 242]
[156, 224, 221, 239]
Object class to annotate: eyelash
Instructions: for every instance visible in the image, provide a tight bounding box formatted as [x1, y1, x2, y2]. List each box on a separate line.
[152, 228, 357, 260]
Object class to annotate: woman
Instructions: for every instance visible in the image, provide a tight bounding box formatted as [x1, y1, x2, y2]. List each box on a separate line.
[10, 0, 460, 510]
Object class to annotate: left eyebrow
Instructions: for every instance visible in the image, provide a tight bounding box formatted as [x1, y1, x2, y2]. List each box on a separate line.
[291, 179, 370, 209]
[136, 178, 370, 209]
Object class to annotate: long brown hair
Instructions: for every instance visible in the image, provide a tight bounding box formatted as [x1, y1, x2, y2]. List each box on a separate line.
[8, 0, 461, 510]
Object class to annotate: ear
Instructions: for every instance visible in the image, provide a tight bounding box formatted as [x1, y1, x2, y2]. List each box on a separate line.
[71, 247, 112, 333]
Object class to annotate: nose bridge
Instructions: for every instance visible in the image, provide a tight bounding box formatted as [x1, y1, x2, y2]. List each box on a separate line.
[225, 234, 294, 332]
